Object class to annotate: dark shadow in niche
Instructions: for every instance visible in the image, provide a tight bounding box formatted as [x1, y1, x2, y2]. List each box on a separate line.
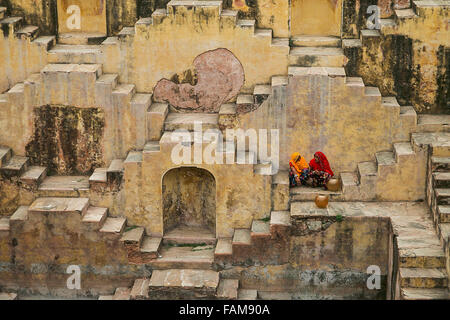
[25, 104, 105, 175]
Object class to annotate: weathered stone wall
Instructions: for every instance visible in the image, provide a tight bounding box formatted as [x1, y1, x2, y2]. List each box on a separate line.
[110, 5, 289, 93]
[237, 73, 413, 173]
[125, 144, 272, 237]
[224, 217, 391, 299]
[25, 105, 105, 175]
[0, 26, 50, 94]
[1, 0, 58, 35]
[356, 4, 450, 113]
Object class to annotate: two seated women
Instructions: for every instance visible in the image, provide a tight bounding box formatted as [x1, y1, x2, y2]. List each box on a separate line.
[289, 151, 334, 189]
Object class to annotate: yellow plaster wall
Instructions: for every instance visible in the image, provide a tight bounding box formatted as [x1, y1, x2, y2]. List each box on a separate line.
[57, 0, 107, 34]
[126, 5, 289, 93]
[291, 0, 342, 36]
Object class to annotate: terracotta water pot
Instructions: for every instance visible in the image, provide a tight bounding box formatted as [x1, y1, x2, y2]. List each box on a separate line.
[315, 195, 329, 208]
[326, 178, 340, 192]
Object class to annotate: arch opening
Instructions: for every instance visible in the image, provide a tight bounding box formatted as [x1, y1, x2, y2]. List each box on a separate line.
[162, 167, 216, 237]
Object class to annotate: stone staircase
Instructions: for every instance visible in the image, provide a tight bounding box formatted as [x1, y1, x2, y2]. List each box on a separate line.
[98, 269, 258, 300]
[0, 145, 47, 186]
[289, 35, 347, 68]
[214, 210, 291, 265]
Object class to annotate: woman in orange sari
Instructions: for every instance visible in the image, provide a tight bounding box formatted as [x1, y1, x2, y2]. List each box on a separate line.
[289, 152, 310, 187]
[308, 151, 334, 188]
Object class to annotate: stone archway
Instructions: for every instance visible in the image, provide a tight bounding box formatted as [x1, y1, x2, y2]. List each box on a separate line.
[162, 167, 216, 236]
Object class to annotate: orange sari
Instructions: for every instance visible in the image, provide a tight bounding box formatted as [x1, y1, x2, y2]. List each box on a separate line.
[289, 152, 308, 173]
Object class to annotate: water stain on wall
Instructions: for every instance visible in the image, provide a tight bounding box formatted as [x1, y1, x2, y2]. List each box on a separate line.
[153, 48, 245, 113]
[25, 105, 105, 175]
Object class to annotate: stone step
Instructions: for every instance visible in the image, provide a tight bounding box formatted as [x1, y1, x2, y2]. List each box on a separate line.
[290, 35, 341, 47]
[290, 186, 343, 202]
[271, 75, 288, 87]
[112, 287, 131, 300]
[15, 25, 39, 41]
[107, 159, 124, 182]
[0, 7, 6, 20]
[167, 0, 223, 15]
[254, 28, 272, 39]
[401, 288, 449, 300]
[144, 141, 160, 153]
[289, 47, 346, 67]
[89, 168, 107, 184]
[121, 226, 145, 246]
[253, 84, 272, 104]
[81, 207, 108, 229]
[257, 291, 292, 300]
[393, 142, 415, 162]
[376, 151, 396, 168]
[345, 77, 364, 88]
[28, 197, 90, 216]
[33, 35, 57, 50]
[0, 146, 12, 167]
[124, 151, 143, 165]
[214, 238, 233, 258]
[399, 246, 446, 268]
[0, 292, 17, 300]
[399, 106, 418, 131]
[437, 223, 450, 247]
[358, 161, 377, 179]
[411, 132, 450, 157]
[216, 279, 239, 300]
[360, 29, 381, 44]
[130, 278, 150, 300]
[433, 172, 450, 188]
[148, 269, 220, 299]
[58, 32, 107, 45]
[10, 206, 29, 226]
[98, 295, 114, 300]
[163, 226, 216, 245]
[147, 102, 169, 141]
[20, 166, 47, 187]
[38, 176, 90, 197]
[164, 113, 219, 131]
[432, 157, 450, 172]
[437, 206, 450, 223]
[220, 9, 238, 24]
[140, 236, 162, 258]
[342, 39, 362, 49]
[399, 268, 448, 288]
[236, 94, 255, 113]
[340, 172, 359, 195]
[418, 115, 450, 132]
[0, 217, 10, 232]
[238, 289, 258, 300]
[0, 17, 23, 36]
[99, 217, 126, 234]
[364, 86, 381, 97]
[150, 245, 215, 269]
[48, 45, 104, 64]
[395, 8, 417, 20]
[435, 188, 450, 205]
[237, 19, 255, 30]
[270, 211, 291, 227]
[232, 229, 251, 246]
[251, 220, 270, 238]
[1, 155, 29, 177]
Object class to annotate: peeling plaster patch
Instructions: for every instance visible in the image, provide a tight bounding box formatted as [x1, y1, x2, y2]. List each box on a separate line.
[153, 48, 245, 113]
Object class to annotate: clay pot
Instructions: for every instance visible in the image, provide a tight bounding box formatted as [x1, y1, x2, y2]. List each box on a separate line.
[326, 178, 340, 192]
[315, 195, 329, 209]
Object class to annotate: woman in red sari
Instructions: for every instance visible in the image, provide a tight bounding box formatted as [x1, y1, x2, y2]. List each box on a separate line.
[308, 151, 334, 188]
